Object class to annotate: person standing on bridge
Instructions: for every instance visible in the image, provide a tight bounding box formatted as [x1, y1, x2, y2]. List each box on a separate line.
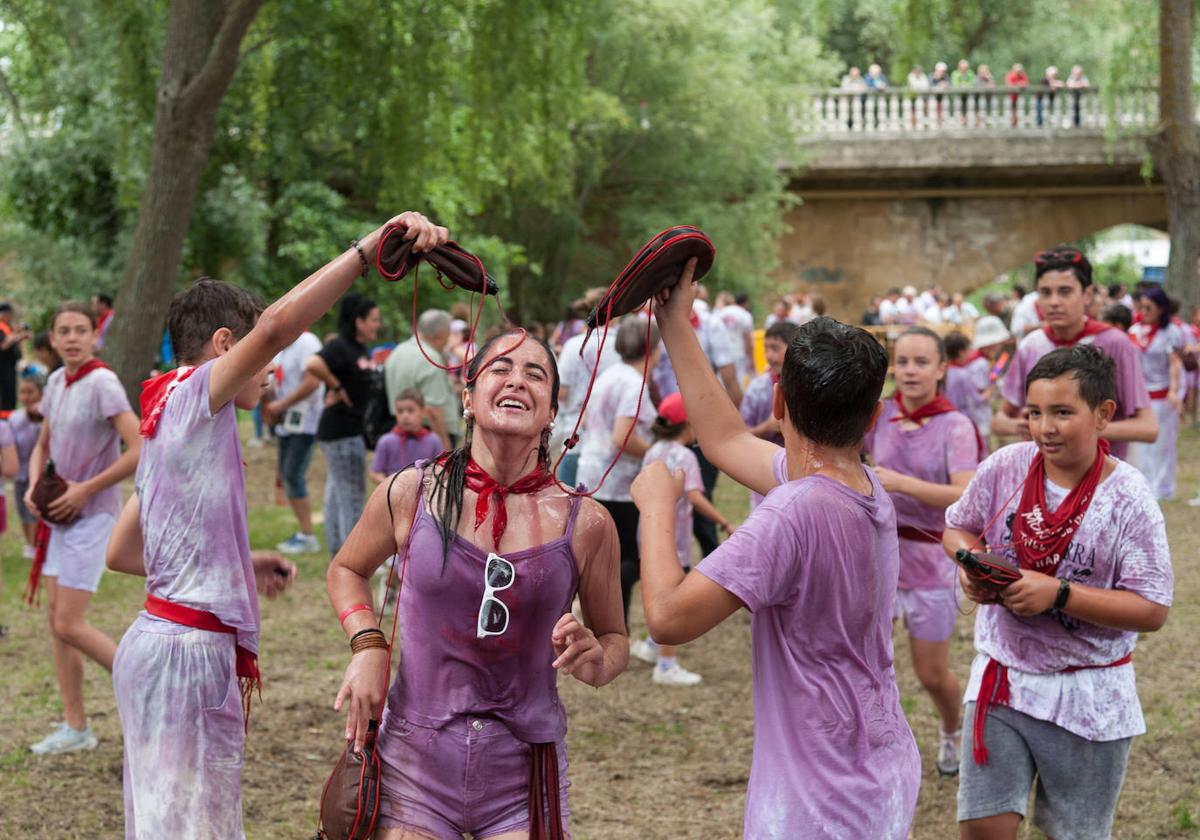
[991, 247, 1157, 460]
[1066, 64, 1091, 127]
[1004, 63, 1029, 127]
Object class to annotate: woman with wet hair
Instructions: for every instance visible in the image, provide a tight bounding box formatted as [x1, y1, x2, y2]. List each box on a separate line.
[327, 329, 626, 840]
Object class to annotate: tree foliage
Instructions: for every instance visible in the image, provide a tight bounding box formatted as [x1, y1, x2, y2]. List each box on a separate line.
[0, 0, 829, 341]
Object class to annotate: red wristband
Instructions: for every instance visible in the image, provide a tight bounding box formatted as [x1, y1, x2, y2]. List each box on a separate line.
[339, 603, 373, 623]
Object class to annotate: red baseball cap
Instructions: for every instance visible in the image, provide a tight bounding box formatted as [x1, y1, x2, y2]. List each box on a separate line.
[658, 392, 688, 425]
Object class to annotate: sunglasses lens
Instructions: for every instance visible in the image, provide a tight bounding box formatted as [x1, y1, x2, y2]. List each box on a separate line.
[486, 558, 514, 588]
[480, 598, 508, 634]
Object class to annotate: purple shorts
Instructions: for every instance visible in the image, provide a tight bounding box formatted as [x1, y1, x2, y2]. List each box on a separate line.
[893, 586, 958, 642]
[376, 713, 570, 839]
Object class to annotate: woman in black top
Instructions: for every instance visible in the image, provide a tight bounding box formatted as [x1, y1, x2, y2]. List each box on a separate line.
[308, 293, 381, 555]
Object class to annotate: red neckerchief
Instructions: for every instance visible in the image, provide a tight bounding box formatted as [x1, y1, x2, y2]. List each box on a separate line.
[949, 350, 985, 368]
[770, 371, 780, 385]
[689, 310, 701, 329]
[1042, 317, 1110, 348]
[463, 458, 554, 547]
[140, 366, 196, 438]
[890, 392, 958, 424]
[97, 310, 113, 333]
[394, 425, 430, 440]
[1128, 322, 1160, 352]
[891, 392, 987, 459]
[64, 359, 109, 387]
[1011, 439, 1110, 575]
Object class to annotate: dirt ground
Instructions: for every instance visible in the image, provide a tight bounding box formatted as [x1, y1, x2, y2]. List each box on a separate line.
[1, 428, 1198, 839]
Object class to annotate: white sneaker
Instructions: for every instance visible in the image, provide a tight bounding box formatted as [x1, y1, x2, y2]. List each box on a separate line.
[276, 532, 321, 554]
[1188, 494, 1200, 508]
[22, 544, 35, 560]
[31, 723, 98, 755]
[630, 638, 659, 665]
[246, 436, 265, 449]
[937, 729, 961, 776]
[652, 662, 702, 686]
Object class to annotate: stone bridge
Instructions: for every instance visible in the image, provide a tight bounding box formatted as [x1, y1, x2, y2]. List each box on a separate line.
[780, 87, 1172, 318]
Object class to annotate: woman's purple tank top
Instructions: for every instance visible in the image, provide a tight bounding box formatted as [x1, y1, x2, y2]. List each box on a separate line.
[386, 466, 583, 743]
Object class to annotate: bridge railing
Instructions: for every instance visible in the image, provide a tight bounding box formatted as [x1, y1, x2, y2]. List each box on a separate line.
[800, 87, 1158, 135]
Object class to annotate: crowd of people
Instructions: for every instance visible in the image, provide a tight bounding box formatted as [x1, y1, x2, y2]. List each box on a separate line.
[839, 60, 1093, 127]
[0, 231, 1190, 839]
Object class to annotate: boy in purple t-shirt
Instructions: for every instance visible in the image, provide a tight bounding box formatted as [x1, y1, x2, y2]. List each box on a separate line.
[740, 320, 800, 509]
[104, 211, 449, 839]
[632, 262, 920, 839]
[992, 247, 1156, 459]
[368, 388, 445, 484]
[945, 345, 1171, 840]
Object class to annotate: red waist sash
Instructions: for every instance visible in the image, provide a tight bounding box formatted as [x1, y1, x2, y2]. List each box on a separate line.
[144, 593, 262, 731]
[1148, 388, 1169, 400]
[973, 652, 1132, 765]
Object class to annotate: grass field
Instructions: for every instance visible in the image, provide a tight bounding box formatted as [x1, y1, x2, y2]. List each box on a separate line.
[1, 427, 1198, 839]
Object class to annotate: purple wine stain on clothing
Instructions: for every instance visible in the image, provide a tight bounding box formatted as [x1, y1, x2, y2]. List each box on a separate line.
[639, 440, 704, 567]
[739, 372, 780, 509]
[946, 442, 1173, 741]
[371, 431, 445, 475]
[113, 360, 258, 839]
[376, 464, 583, 833]
[864, 400, 980, 590]
[696, 448, 920, 839]
[40, 365, 132, 518]
[1001, 327, 1149, 460]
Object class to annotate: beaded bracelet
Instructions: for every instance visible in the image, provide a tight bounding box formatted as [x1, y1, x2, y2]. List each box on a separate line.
[350, 239, 370, 277]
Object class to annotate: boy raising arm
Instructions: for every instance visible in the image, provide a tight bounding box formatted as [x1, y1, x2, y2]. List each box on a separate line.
[631, 262, 920, 839]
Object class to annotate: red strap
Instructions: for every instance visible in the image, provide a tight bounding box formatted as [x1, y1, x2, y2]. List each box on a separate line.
[974, 653, 1133, 765]
[23, 521, 51, 606]
[529, 742, 566, 840]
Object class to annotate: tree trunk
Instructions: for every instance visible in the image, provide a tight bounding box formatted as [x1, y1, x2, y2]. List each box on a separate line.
[1153, 0, 1200, 312]
[106, 0, 265, 405]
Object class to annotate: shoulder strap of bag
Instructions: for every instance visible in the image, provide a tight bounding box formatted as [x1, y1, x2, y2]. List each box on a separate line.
[374, 467, 421, 720]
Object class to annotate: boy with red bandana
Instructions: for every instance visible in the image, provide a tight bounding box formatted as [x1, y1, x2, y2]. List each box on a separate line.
[945, 345, 1172, 839]
[993, 247, 1156, 458]
[104, 212, 448, 839]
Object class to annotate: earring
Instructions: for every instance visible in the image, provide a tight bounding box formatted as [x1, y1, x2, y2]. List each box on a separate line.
[463, 408, 472, 420]
[547, 419, 555, 433]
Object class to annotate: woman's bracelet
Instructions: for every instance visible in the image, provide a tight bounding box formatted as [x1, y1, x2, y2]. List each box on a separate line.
[350, 635, 390, 655]
[350, 239, 370, 277]
[339, 603, 372, 623]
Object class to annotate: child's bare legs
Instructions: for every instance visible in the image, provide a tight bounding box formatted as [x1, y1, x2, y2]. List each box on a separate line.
[22, 519, 37, 548]
[46, 577, 117, 730]
[960, 812, 1021, 839]
[910, 637, 962, 733]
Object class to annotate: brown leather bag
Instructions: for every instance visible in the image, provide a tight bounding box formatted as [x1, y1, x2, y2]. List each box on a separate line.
[31, 460, 72, 525]
[313, 721, 383, 840]
[314, 473, 415, 840]
[586, 226, 715, 329]
[375, 223, 498, 297]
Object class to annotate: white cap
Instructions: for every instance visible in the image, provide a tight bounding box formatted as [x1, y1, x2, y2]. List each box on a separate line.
[902, 285, 918, 297]
[972, 315, 1012, 349]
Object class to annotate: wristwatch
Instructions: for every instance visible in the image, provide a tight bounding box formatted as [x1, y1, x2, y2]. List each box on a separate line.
[1054, 578, 1071, 610]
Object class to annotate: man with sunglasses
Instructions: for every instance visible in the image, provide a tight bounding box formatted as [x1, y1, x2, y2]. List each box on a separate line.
[992, 247, 1157, 459]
